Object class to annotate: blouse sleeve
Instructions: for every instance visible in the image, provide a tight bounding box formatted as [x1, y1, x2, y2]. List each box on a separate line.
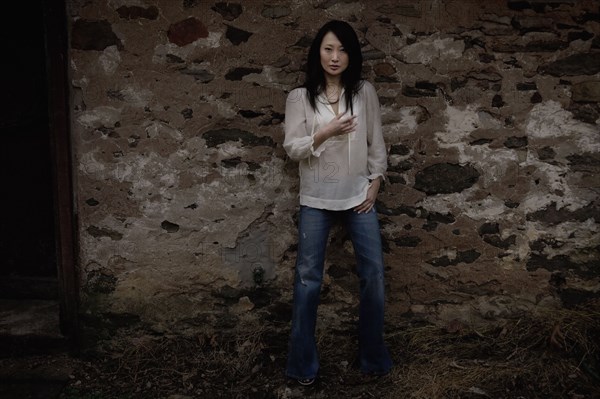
[283, 88, 324, 161]
[363, 81, 387, 180]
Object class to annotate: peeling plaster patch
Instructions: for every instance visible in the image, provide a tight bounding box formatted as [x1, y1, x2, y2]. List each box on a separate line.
[214, 99, 237, 119]
[144, 120, 183, 141]
[382, 106, 420, 134]
[254, 158, 286, 188]
[79, 151, 106, 175]
[436, 105, 479, 145]
[242, 65, 297, 89]
[461, 146, 519, 186]
[520, 187, 592, 215]
[526, 101, 600, 151]
[84, 152, 183, 208]
[198, 95, 236, 119]
[520, 160, 594, 212]
[217, 143, 245, 158]
[99, 45, 121, 74]
[182, 137, 209, 157]
[477, 111, 504, 129]
[121, 87, 153, 108]
[80, 215, 139, 268]
[114, 161, 133, 182]
[153, 32, 222, 64]
[72, 77, 88, 92]
[435, 105, 521, 183]
[77, 106, 121, 129]
[526, 219, 599, 255]
[159, 172, 178, 188]
[420, 192, 506, 221]
[535, 164, 587, 203]
[397, 35, 465, 64]
[463, 197, 509, 220]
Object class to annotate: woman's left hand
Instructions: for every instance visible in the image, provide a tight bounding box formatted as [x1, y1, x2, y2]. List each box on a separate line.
[354, 178, 381, 214]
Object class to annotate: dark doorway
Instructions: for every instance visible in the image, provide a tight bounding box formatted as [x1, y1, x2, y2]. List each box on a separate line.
[0, 1, 77, 338]
[1, 3, 57, 294]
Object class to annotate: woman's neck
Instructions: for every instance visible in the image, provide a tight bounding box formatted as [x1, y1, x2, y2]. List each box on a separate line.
[324, 76, 342, 90]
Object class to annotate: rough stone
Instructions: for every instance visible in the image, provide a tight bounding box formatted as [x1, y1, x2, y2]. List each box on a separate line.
[402, 81, 438, 97]
[567, 154, 600, 173]
[414, 163, 480, 195]
[167, 18, 209, 46]
[572, 81, 600, 103]
[224, 67, 263, 81]
[86, 198, 99, 206]
[478, 223, 500, 236]
[376, 4, 421, 18]
[538, 53, 600, 76]
[71, 19, 121, 51]
[201, 128, 274, 148]
[389, 144, 410, 156]
[527, 254, 599, 279]
[516, 82, 537, 91]
[530, 92, 543, 103]
[211, 2, 243, 21]
[394, 236, 422, 247]
[373, 63, 396, 77]
[261, 5, 290, 19]
[511, 16, 554, 31]
[568, 103, 600, 124]
[526, 202, 599, 226]
[180, 67, 215, 83]
[483, 234, 517, 249]
[492, 94, 505, 108]
[504, 136, 528, 149]
[160, 220, 180, 233]
[116, 5, 159, 20]
[427, 250, 481, 267]
[226, 25, 253, 45]
[491, 39, 568, 52]
[537, 146, 556, 160]
[567, 31, 594, 42]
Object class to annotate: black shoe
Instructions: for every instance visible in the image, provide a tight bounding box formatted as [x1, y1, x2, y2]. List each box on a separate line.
[298, 377, 315, 386]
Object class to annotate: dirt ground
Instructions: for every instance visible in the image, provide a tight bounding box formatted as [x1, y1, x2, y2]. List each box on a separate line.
[1, 305, 599, 399]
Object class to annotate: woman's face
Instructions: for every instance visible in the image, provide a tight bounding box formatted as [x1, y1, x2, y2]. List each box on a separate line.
[320, 31, 348, 81]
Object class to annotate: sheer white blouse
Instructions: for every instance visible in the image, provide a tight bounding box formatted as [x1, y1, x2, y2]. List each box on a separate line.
[283, 80, 387, 210]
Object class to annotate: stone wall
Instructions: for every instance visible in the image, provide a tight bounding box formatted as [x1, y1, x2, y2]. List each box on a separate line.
[69, 0, 599, 340]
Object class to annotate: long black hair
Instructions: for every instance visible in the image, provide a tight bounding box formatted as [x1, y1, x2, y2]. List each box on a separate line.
[304, 20, 363, 114]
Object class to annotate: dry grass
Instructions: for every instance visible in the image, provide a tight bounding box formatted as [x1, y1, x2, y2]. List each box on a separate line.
[60, 303, 600, 399]
[382, 305, 600, 398]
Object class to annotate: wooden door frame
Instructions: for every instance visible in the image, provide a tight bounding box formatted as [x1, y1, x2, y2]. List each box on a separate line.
[44, 0, 79, 340]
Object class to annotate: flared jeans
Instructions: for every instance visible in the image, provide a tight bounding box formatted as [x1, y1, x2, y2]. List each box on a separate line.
[286, 205, 392, 380]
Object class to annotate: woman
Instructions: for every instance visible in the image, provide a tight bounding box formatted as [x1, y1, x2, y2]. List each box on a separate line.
[283, 20, 392, 385]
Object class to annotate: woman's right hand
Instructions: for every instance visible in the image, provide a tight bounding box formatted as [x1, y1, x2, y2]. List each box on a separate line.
[312, 112, 357, 151]
[324, 112, 358, 138]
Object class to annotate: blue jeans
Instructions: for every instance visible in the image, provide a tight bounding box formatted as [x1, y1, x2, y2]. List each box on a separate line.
[286, 205, 392, 380]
